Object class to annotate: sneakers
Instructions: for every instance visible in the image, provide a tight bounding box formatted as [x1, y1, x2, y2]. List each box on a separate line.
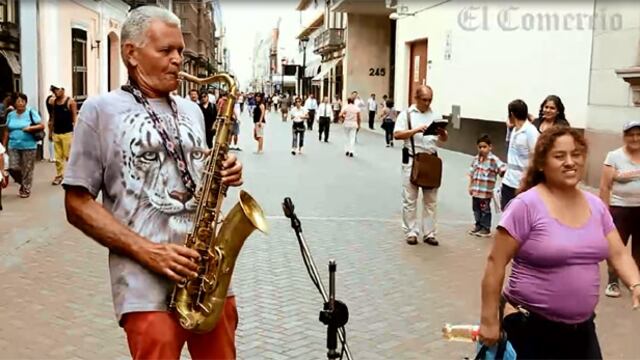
[406, 236, 418, 245]
[605, 282, 621, 298]
[468, 226, 481, 235]
[475, 228, 491, 237]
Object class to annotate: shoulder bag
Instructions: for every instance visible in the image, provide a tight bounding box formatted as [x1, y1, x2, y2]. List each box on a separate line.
[29, 110, 46, 142]
[407, 111, 442, 189]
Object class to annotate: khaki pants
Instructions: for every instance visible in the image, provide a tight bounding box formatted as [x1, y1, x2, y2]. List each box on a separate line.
[402, 164, 438, 239]
[53, 132, 73, 177]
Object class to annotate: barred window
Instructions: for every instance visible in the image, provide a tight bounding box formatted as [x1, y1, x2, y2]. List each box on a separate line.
[72, 28, 88, 101]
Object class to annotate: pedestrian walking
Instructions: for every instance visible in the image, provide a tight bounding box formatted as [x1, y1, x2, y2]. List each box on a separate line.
[62, 7, 244, 359]
[380, 99, 397, 147]
[238, 92, 245, 113]
[280, 94, 290, 122]
[272, 94, 279, 111]
[367, 93, 377, 130]
[317, 96, 332, 142]
[230, 97, 241, 151]
[339, 97, 361, 158]
[1, 93, 44, 198]
[48, 85, 77, 185]
[332, 95, 341, 123]
[599, 120, 640, 298]
[478, 126, 640, 359]
[304, 93, 318, 131]
[290, 97, 307, 155]
[393, 85, 448, 246]
[467, 134, 506, 237]
[253, 93, 266, 154]
[532, 95, 570, 132]
[198, 91, 217, 148]
[501, 99, 539, 211]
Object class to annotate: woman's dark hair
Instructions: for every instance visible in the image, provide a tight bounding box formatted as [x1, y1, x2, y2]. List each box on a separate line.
[15, 93, 28, 103]
[477, 133, 491, 145]
[385, 99, 394, 108]
[538, 95, 566, 122]
[508, 99, 528, 120]
[519, 126, 588, 194]
[294, 96, 302, 103]
[347, 97, 354, 104]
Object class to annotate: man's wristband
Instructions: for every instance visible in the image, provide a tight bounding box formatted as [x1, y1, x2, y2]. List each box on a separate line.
[630, 283, 640, 290]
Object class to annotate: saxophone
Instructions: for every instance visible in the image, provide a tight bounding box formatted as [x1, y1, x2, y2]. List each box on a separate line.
[169, 72, 268, 333]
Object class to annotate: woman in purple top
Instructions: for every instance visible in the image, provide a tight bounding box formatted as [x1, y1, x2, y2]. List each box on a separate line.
[479, 127, 640, 359]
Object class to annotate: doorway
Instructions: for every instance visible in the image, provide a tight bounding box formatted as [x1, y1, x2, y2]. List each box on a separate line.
[408, 39, 428, 106]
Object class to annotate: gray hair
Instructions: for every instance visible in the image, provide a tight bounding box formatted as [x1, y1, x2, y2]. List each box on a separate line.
[120, 5, 180, 63]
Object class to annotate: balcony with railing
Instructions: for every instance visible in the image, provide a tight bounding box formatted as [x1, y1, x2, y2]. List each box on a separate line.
[313, 28, 345, 55]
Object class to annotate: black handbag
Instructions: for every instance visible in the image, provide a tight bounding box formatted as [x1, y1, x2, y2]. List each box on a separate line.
[29, 110, 45, 142]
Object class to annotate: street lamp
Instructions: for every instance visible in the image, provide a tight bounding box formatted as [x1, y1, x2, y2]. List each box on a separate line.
[299, 36, 309, 97]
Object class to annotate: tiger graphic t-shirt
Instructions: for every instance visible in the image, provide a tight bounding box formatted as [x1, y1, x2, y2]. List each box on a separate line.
[64, 89, 229, 323]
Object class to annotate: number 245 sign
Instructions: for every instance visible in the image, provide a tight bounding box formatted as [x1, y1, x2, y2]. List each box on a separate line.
[369, 68, 386, 76]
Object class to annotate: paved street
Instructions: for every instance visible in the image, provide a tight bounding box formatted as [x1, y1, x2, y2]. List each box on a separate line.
[1, 109, 639, 359]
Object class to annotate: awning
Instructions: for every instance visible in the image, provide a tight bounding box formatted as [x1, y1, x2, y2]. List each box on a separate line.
[312, 57, 342, 82]
[0, 50, 21, 75]
[305, 60, 321, 77]
[272, 75, 298, 86]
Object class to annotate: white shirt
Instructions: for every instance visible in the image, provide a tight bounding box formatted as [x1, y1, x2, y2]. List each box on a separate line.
[394, 105, 442, 155]
[304, 98, 318, 111]
[368, 98, 377, 112]
[208, 94, 216, 103]
[355, 98, 365, 111]
[290, 106, 307, 123]
[317, 103, 332, 119]
[233, 103, 241, 122]
[502, 120, 539, 188]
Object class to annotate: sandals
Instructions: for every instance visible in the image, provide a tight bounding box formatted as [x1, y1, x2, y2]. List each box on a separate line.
[51, 176, 63, 186]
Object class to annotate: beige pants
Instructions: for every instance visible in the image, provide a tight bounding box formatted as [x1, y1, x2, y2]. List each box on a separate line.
[53, 132, 73, 177]
[401, 164, 438, 239]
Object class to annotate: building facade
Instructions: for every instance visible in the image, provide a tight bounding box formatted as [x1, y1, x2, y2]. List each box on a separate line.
[296, 0, 394, 108]
[392, 0, 640, 186]
[0, 0, 20, 99]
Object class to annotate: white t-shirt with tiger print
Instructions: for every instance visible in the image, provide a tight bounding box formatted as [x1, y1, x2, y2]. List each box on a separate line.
[64, 88, 233, 323]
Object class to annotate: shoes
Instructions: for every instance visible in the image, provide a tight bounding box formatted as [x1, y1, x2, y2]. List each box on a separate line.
[406, 236, 418, 245]
[18, 189, 30, 198]
[423, 236, 439, 246]
[348, 152, 354, 157]
[390, 142, 394, 147]
[385, 144, 390, 147]
[298, 148, 303, 154]
[468, 226, 481, 235]
[475, 228, 491, 237]
[605, 282, 621, 298]
[51, 176, 63, 186]
[291, 149, 296, 155]
[324, 140, 329, 143]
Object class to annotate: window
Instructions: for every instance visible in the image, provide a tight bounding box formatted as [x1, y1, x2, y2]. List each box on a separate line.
[72, 28, 88, 101]
[0, 0, 17, 23]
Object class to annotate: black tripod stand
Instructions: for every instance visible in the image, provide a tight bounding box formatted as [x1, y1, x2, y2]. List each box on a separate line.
[282, 197, 353, 360]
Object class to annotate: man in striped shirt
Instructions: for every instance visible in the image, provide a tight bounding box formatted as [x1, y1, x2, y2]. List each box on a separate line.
[468, 134, 506, 237]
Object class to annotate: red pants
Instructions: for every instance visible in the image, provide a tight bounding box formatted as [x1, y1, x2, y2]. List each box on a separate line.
[122, 296, 238, 360]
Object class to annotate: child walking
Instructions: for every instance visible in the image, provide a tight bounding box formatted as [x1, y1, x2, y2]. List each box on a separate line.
[467, 134, 506, 237]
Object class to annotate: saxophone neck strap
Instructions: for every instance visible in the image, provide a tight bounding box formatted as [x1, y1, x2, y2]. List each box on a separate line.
[121, 80, 196, 195]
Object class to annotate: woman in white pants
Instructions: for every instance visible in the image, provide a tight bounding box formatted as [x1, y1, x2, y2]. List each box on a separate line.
[339, 97, 361, 157]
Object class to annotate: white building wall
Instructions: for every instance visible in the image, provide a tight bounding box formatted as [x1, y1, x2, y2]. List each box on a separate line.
[586, 1, 640, 132]
[394, 1, 595, 128]
[20, 0, 39, 110]
[99, 0, 130, 94]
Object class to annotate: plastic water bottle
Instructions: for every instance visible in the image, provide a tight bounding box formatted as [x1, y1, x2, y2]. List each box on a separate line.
[442, 324, 480, 342]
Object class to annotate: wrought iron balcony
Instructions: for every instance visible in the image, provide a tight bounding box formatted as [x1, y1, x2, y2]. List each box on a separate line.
[313, 28, 345, 55]
[0, 22, 19, 43]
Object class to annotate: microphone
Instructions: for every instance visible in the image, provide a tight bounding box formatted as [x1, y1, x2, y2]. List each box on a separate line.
[282, 197, 295, 219]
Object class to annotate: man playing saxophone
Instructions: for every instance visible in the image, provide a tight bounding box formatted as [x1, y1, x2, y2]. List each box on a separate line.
[63, 6, 242, 359]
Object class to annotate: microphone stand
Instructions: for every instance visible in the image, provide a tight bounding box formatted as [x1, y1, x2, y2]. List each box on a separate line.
[282, 198, 353, 360]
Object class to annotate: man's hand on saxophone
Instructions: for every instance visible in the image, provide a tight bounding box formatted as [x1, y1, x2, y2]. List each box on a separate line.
[63, 6, 245, 359]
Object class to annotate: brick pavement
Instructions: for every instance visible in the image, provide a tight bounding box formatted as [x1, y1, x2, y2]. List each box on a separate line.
[0, 109, 638, 359]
